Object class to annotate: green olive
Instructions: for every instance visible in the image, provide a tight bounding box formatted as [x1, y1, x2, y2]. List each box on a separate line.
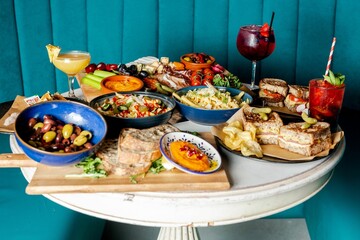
[258, 112, 269, 121]
[252, 107, 272, 114]
[79, 130, 92, 140]
[33, 122, 44, 130]
[301, 122, 312, 129]
[28, 140, 37, 147]
[73, 135, 88, 146]
[301, 112, 317, 125]
[62, 124, 74, 139]
[43, 131, 56, 143]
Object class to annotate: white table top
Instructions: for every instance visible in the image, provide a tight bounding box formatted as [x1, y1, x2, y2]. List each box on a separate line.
[10, 120, 345, 227]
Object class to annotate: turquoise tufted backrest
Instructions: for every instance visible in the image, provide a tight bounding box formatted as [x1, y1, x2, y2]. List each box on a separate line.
[1, 0, 359, 109]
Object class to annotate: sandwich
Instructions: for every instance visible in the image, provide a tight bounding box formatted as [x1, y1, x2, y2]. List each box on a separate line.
[278, 122, 331, 156]
[284, 85, 309, 113]
[97, 124, 179, 176]
[259, 78, 288, 107]
[239, 104, 283, 145]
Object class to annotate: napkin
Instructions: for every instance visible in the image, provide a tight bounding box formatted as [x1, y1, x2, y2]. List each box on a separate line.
[0, 95, 28, 133]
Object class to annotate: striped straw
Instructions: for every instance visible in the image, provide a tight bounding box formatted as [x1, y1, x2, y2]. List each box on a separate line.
[325, 37, 336, 76]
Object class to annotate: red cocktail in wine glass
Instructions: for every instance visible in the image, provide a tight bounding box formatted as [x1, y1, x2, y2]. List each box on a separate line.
[236, 24, 275, 89]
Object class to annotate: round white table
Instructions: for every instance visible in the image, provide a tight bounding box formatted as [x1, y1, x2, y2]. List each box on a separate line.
[10, 119, 345, 240]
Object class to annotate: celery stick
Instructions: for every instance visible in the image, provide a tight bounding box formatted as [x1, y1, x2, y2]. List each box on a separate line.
[81, 77, 101, 90]
[93, 70, 117, 78]
[85, 73, 103, 83]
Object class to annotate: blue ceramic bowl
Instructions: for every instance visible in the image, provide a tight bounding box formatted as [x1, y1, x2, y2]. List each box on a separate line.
[174, 86, 253, 125]
[14, 101, 107, 166]
[90, 91, 176, 138]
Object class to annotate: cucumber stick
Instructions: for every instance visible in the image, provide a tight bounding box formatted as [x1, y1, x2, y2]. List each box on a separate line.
[81, 77, 101, 90]
[85, 73, 103, 83]
[93, 70, 116, 78]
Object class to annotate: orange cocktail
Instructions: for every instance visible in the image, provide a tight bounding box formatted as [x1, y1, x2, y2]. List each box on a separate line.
[53, 52, 90, 76]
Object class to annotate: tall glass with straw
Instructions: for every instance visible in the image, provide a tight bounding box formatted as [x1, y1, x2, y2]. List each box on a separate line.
[308, 37, 346, 132]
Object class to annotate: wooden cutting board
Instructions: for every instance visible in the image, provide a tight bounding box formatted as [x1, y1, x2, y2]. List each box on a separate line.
[25, 165, 229, 195]
[2, 133, 230, 195]
[76, 74, 104, 102]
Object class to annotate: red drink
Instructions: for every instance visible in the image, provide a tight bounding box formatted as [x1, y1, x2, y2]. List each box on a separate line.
[309, 79, 345, 131]
[236, 25, 275, 61]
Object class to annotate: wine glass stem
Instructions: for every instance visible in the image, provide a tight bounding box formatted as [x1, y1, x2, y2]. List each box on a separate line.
[67, 75, 76, 98]
[251, 60, 257, 89]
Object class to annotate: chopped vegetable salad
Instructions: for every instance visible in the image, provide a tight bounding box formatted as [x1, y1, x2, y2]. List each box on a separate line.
[97, 93, 170, 118]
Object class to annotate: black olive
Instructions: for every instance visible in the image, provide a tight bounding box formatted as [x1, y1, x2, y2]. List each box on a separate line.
[138, 70, 149, 79]
[128, 65, 138, 75]
[118, 63, 127, 71]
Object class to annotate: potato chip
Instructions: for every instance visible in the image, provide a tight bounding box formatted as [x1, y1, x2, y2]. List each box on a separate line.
[222, 120, 263, 157]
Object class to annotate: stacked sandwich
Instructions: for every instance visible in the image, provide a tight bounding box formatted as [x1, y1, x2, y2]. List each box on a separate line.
[239, 104, 283, 145]
[259, 78, 288, 107]
[284, 85, 309, 113]
[278, 121, 332, 156]
[238, 105, 332, 156]
[259, 78, 310, 114]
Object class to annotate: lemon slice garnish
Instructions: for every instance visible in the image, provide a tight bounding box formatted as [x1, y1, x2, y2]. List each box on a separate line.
[46, 44, 61, 63]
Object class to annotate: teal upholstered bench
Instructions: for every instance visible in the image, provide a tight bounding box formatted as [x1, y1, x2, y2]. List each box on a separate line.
[1, 0, 359, 239]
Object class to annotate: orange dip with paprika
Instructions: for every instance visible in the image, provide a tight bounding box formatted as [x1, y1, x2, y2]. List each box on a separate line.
[169, 141, 210, 172]
[101, 75, 144, 93]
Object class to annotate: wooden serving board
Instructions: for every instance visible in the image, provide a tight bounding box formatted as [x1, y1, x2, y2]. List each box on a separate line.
[1, 132, 230, 195]
[76, 74, 104, 102]
[25, 166, 229, 195]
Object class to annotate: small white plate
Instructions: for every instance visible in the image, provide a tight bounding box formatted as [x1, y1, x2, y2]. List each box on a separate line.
[160, 132, 222, 175]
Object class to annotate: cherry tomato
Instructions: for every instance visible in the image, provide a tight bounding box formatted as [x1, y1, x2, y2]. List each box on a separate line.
[202, 74, 214, 85]
[96, 62, 106, 71]
[190, 75, 202, 86]
[106, 64, 118, 71]
[85, 63, 96, 73]
[203, 68, 214, 76]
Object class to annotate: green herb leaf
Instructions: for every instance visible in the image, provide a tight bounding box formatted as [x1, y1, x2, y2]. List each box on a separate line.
[149, 157, 165, 174]
[324, 70, 345, 86]
[72, 155, 108, 178]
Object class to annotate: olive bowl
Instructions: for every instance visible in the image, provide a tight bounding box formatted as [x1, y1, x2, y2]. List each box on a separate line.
[173, 86, 253, 125]
[89, 91, 176, 138]
[14, 101, 107, 166]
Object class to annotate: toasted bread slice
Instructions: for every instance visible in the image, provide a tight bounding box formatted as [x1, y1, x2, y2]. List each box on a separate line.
[259, 78, 289, 97]
[288, 85, 309, 100]
[239, 104, 283, 145]
[278, 122, 331, 156]
[119, 124, 179, 152]
[117, 147, 162, 165]
[114, 162, 152, 176]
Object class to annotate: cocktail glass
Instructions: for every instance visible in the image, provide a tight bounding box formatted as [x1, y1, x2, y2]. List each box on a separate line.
[309, 79, 345, 132]
[52, 50, 91, 98]
[236, 25, 275, 89]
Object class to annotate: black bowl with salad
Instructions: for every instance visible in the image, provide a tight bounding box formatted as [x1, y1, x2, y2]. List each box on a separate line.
[90, 91, 176, 138]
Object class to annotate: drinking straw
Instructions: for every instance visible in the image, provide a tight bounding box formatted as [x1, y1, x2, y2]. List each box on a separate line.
[325, 37, 336, 76]
[269, 12, 275, 30]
